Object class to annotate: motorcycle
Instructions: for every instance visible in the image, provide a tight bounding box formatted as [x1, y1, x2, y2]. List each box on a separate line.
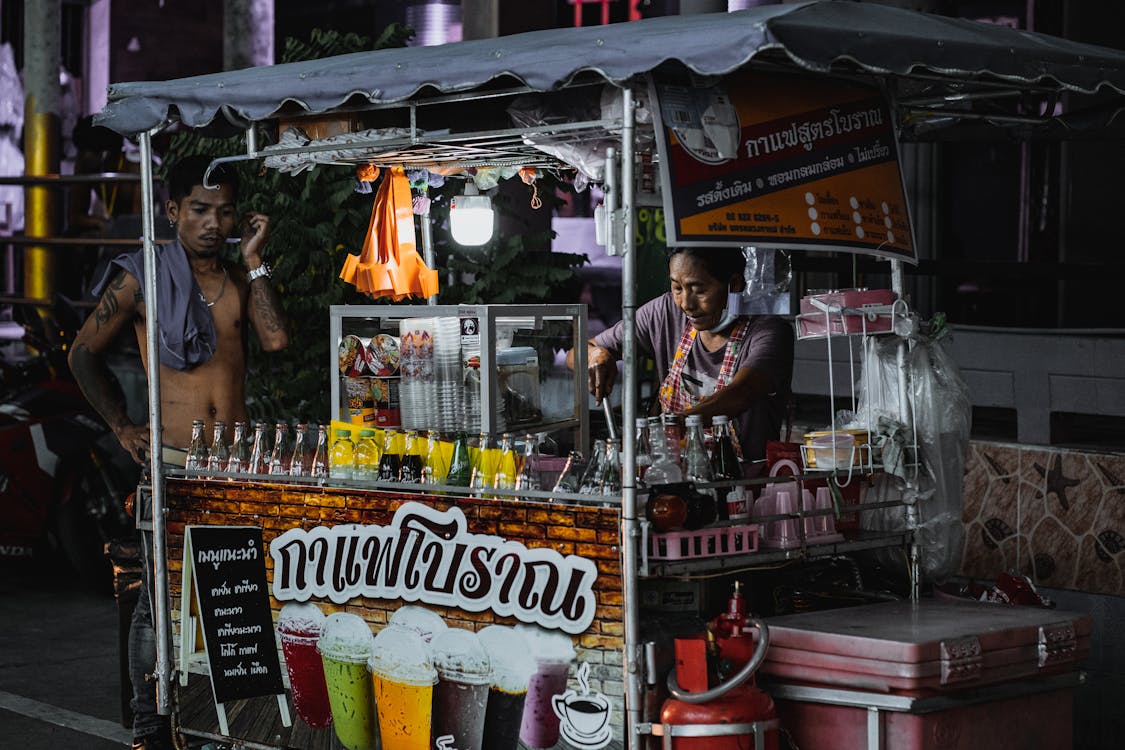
[0, 296, 139, 590]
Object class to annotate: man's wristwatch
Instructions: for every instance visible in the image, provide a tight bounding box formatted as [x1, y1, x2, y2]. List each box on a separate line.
[247, 263, 272, 282]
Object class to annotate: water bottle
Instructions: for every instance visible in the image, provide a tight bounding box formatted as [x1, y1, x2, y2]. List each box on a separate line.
[185, 419, 209, 474]
[225, 421, 250, 474]
[516, 433, 542, 492]
[269, 423, 292, 476]
[206, 421, 229, 474]
[310, 424, 329, 478]
[247, 422, 269, 475]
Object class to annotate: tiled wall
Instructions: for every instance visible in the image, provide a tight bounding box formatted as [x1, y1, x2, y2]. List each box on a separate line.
[960, 441, 1125, 596]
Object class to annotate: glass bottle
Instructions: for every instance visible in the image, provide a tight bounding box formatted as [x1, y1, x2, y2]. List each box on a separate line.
[207, 421, 229, 474]
[185, 419, 209, 474]
[579, 439, 607, 494]
[329, 429, 355, 480]
[516, 433, 542, 492]
[310, 424, 329, 478]
[288, 423, 312, 477]
[470, 432, 496, 489]
[601, 437, 622, 494]
[400, 430, 424, 483]
[634, 417, 652, 483]
[422, 430, 449, 485]
[494, 433, 517, 490]
[644, 421, 683, 486]
[354, 429, 380, 480]
[378, 428, 403, 482]
[247, 422, 269, 475]
[225, 421, 250, 474]
[446, 432, 472, 487]
[662, 413, 683, 469]
[683, 415, 718, 518]
[269, 422, 292, 476]
[552, 450, 585, 494]
[710, 415, 742, 522]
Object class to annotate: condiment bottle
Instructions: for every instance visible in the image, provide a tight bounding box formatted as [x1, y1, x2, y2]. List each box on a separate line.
[516, 433, 541, 492]
[288, 423, 311, 477]
[247, 421, 269, 475]
[329, 429, 355, 480]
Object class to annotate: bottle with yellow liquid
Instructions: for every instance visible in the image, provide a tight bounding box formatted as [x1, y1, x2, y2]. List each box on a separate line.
[470, 432, 497, 489]
[494, 433, 517, 491]
[329, 429, 355, 480]
[354, 429, 380, 481]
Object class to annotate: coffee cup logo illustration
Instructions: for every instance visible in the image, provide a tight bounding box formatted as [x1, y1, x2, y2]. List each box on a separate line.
[551, 662, 612, 749]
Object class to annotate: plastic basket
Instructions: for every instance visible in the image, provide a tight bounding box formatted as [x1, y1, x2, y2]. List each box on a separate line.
[648, 524, 759, 561]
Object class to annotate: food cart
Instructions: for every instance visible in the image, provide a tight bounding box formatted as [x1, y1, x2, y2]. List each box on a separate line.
[94, 3, 1125, 749]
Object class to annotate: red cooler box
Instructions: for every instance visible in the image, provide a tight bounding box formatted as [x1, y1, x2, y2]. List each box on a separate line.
[759, 599, 1089, 750]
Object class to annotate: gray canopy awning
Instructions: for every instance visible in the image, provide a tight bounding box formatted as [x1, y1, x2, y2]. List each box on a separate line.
[96, 0, 1125, 137]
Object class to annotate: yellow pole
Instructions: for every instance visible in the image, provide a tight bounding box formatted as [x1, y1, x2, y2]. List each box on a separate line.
[22, 96, 59, 302]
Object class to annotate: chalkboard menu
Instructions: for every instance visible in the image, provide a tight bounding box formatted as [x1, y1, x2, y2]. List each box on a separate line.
[185, 526, 284, 704]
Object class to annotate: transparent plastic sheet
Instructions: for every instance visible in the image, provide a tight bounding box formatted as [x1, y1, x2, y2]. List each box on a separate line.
[857, 320, 971, 582]
[0, 43, 23, 233]
[506, 85, 653, 185]
[743, 247, 792, 314]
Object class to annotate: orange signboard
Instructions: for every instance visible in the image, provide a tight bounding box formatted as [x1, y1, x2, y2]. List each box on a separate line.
[652, 70, 916, 262]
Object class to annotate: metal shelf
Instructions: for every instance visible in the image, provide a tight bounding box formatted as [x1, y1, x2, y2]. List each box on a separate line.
[641, 529, 912, 577]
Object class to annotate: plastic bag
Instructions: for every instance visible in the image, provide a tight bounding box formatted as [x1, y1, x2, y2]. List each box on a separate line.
[856, 317, 971, 582]
[742, 247, 792, 315]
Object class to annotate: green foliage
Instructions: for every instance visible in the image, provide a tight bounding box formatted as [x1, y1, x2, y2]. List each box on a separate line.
[163, 25, 587, 423]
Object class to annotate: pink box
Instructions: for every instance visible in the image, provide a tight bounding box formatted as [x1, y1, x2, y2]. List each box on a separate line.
[648, 524, 758, 560]
[797, 288, 897, 338]
[759, 599, 1089, 750]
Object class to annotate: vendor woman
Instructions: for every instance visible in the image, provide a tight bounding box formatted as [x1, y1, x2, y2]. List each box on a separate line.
[575, 246, 794, 466]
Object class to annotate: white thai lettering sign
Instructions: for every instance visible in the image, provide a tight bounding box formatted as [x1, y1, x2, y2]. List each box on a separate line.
[269, 501, 600, 635]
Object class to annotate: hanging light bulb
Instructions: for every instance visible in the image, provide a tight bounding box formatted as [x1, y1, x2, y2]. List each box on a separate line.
[449, 182, 494, 246]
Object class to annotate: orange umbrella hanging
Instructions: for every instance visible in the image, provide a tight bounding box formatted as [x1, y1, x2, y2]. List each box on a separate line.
[339, 166, 439, 301]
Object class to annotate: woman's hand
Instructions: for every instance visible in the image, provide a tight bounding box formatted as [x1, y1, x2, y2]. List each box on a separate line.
[587, 344, 618, 404]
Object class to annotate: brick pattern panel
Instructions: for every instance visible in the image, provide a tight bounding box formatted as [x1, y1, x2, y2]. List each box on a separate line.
[165, 478, 627, 737]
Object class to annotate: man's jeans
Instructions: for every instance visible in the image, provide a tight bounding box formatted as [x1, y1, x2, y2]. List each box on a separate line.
[129, 529, 163, 739]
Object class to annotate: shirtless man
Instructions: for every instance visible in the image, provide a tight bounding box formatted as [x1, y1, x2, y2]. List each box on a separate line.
[68, 154, 287, 750]
[70, 155, 288, 461]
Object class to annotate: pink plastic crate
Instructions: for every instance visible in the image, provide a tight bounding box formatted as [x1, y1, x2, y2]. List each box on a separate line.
[649, 524, 759, 560]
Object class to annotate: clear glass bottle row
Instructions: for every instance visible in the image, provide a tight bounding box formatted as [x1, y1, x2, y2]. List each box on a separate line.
[185, 420, 328, 478]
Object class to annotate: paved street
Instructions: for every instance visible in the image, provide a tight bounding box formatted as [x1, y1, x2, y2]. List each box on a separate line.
[0, 560, 132, 749]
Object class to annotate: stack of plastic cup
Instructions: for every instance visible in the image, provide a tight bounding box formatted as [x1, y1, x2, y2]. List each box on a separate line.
[431, 628, 493, 750]
[387, 605, 448, 644]
[317, 613, 376, 750]
[516, 625, 576, 749]
[277, 602, 332, 729]
[435, 318, 463, 432]
[399, 318, 436, 429]
[479, 625, 537, 750]
[367, 626, 437, 750]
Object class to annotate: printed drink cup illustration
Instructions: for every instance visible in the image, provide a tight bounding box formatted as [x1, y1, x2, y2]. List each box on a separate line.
[479, 625, 537, 750]
[387, 604, 448, 644]
[367, 624, 436, 750]
[518, 626, 577, 749]
[277, 602, 332, 729]
[317, 613, 377, 750]
[430, 628, 492, 750]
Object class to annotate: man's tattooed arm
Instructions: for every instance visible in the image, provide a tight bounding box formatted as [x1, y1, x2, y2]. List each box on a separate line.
[248, 275, 289, 351]
[69, 342, 131, 433]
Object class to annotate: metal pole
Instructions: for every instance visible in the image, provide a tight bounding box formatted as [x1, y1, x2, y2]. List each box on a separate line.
[420, 212, 437, 305]
[22, 0, 61, 302]
[890, 260, 921, 600]
[139, 130, 172, 714]
[618, 87, 643, 750]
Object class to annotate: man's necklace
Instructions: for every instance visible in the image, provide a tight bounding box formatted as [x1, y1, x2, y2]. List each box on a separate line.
[199, 268, 229, 308]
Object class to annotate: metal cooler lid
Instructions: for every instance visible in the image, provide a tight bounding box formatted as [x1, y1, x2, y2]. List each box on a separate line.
[762, 599, 1090, 664]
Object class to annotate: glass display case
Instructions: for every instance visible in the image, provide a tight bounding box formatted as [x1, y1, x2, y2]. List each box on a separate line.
[329, 304, 589, 453]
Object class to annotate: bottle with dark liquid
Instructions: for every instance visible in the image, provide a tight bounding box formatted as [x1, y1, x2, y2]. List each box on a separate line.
[710, 414, 744, 521]
[399, 430, 424, 483]
[377, 428, 403, 482]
